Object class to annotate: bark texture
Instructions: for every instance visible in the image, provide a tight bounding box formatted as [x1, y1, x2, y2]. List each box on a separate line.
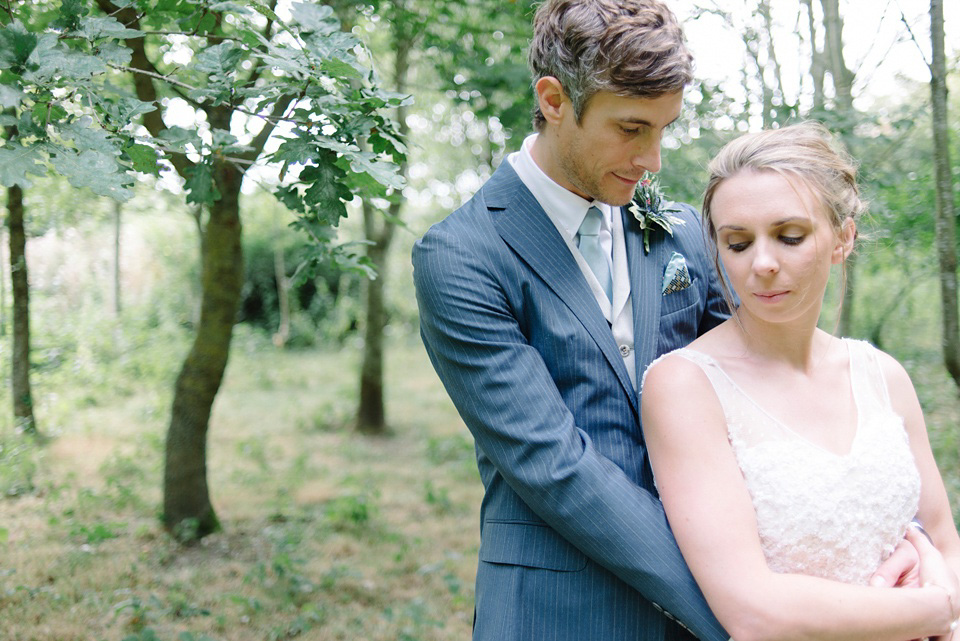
[929, 0, 960, 388]
[8, 183, 37, 435]
[162, 157, 243, 538]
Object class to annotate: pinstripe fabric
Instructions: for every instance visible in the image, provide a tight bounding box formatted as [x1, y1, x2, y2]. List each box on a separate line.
[413, 161, 729, 641]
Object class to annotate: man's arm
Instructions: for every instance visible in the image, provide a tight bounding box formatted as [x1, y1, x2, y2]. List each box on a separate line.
[413, 225, 728, 641]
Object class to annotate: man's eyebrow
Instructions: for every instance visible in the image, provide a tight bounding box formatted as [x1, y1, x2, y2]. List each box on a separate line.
[617, 115, 681, 128]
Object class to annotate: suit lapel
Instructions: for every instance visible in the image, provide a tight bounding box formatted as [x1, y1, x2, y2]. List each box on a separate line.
[486, 163, 638, 411]
[623, 207, 666, 388]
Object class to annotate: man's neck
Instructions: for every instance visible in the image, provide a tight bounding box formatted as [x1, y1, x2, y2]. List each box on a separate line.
[529, 129, 568, 192]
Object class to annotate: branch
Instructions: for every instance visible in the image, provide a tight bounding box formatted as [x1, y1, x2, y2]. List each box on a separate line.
[240, 92, 298, 164]
[97, 0, 193, 179]
[107, 63, 200, 93]
[895, 0, 933, 72]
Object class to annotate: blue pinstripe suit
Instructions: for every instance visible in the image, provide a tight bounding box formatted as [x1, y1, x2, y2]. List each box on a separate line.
[413, 160, 730, 641]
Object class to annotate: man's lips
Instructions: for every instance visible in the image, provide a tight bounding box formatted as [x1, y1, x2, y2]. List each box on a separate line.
[613, 173, 642, 185]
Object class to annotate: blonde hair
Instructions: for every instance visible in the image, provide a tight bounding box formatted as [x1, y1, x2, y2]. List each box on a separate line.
[702, 121, 866, 313]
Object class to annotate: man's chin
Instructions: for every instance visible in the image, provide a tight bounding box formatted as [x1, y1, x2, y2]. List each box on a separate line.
[597, 191, 635, 207]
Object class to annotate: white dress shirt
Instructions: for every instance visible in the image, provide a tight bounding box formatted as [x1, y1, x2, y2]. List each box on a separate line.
[508, 134, 638, 389]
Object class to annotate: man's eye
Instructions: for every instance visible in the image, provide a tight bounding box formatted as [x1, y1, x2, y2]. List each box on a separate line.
[620, 127, 640, 135]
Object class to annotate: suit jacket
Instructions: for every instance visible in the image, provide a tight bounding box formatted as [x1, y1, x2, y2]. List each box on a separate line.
[413, 160, 730, 641]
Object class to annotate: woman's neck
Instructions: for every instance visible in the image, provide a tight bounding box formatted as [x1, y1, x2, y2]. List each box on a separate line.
[730, 310, 834, 374]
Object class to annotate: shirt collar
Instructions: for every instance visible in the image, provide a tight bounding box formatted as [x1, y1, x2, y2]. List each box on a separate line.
[508, 133, 613, 240]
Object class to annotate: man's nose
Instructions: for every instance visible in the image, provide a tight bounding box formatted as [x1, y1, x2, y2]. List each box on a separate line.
[632, 138, 662, 174]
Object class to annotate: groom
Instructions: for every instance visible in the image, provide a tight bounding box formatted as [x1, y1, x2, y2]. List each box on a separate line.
[413, 1, 729, 639]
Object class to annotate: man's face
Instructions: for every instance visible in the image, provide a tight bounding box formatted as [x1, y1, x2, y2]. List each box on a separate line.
[552, 90, 683, 206]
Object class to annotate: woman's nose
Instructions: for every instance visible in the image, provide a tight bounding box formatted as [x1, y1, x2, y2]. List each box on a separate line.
[752, 242, 779, 274]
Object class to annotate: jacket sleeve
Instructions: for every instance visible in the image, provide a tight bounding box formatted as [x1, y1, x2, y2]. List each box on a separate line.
[413, 225, 729, 641]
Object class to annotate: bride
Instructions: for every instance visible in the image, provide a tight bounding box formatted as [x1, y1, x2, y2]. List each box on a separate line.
[641, 122, 960, 640]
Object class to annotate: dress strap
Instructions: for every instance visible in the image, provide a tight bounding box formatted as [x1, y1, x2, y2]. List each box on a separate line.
[844, 338, 894, 414]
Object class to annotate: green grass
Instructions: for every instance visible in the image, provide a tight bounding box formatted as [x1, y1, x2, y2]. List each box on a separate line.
[0, 332, 481, 640]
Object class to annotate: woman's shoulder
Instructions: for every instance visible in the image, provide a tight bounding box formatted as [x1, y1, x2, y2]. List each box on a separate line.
[641, 347, 718, 404]
[841, 337, 911, 384]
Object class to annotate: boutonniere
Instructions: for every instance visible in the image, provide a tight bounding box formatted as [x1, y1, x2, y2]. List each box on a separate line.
[628, 174, 685, 254]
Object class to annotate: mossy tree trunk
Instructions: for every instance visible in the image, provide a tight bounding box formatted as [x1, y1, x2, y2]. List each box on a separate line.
[162, 155, 243, 538]
[7, 183, 37, 436]
[929, 0, 960, 389]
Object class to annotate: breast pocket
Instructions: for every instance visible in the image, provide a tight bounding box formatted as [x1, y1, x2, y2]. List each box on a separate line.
[657, 277, 702, 354]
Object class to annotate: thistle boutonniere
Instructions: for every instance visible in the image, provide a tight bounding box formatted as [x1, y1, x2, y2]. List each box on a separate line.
[628, 174, 685, 254]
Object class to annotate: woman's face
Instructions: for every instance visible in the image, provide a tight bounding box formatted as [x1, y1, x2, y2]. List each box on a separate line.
[710, 169, 852, 328]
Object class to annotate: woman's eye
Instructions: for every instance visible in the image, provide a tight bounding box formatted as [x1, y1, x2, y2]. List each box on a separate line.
[727, 241, 750, 253]
[621, 127, 639, 135]
[780, 235, 805, 246]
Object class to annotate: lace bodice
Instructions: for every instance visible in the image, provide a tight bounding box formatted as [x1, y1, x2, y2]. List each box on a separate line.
[663, 339, 921, 585]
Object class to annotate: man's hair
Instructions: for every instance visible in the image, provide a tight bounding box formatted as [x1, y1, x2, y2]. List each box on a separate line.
[528, 0, 693, 131]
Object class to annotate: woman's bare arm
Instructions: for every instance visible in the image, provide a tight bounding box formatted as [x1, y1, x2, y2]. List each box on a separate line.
[641, 354, 957, 641]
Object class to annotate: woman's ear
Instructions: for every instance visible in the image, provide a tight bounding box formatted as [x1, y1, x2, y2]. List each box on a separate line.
[833, 217, 856, 263]
[535, 76, 568, 127]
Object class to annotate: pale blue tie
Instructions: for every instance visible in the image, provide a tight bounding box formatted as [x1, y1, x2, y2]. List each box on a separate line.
[577, 206, 613, 301]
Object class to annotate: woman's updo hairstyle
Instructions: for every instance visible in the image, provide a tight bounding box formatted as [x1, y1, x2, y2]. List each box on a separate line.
[703, 121, 865, 240]
[701, 121, 866, 315]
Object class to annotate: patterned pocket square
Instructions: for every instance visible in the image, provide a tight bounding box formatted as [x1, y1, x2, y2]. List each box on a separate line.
[662, 251, 691, 295]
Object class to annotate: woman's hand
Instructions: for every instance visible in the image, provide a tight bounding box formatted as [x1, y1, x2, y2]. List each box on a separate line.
[906, 525, 960, 638]
[872, 538, 921, 588]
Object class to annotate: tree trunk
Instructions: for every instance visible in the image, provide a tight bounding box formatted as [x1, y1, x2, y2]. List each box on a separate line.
[837, 252, 857, 336]
[0, 221, 6, 338]
[162, 158, 243, 539]
[8, 184, 37, 436]
[758, 0, 786, 123]
[801, 0, 826, 113]
[357, 199, 391, 434]
[114, 200, 122, 317]
[929, 0, 960, 388]
[356, 20, 412, 434]
[820, 0, 855, 114]
[272, 245, 290, 348]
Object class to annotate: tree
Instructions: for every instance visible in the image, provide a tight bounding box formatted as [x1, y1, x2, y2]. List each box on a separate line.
[929, 0, 960, 388]
[112, 199, 121, 317]
[0, 2, 148, 437]
[349, 0, 533, 434]
[7, 181, 35, 434]
[86, 0, 404, 539]
[355, 0, 417, 434]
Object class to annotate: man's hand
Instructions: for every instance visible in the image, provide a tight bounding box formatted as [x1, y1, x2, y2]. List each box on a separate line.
[870, 537, 921, 588]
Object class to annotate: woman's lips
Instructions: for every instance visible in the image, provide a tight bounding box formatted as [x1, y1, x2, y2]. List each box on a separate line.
[754, 290, 789, 303]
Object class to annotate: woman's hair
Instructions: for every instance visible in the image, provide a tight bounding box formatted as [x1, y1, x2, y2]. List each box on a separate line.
[701, 121, 867, 313]
[528, 0, 693, 131]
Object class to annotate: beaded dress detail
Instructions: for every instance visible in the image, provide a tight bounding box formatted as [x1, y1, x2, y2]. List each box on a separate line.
[663, 339, 920, 585]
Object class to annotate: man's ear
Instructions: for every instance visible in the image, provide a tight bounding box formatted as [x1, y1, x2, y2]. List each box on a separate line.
[833, 217, 856, 263]
[535, 76, 568, 127]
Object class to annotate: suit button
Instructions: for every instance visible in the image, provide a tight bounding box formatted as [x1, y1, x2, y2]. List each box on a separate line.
[619, 345, 632, 357]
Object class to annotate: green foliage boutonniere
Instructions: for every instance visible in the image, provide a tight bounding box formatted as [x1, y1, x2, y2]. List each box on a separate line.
[627, 174, 685, 254]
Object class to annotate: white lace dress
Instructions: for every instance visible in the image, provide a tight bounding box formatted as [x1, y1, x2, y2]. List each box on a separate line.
[663, 339, 921, 585]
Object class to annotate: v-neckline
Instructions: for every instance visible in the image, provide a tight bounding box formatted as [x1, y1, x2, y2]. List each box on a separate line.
[685, 340, 861, 458]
